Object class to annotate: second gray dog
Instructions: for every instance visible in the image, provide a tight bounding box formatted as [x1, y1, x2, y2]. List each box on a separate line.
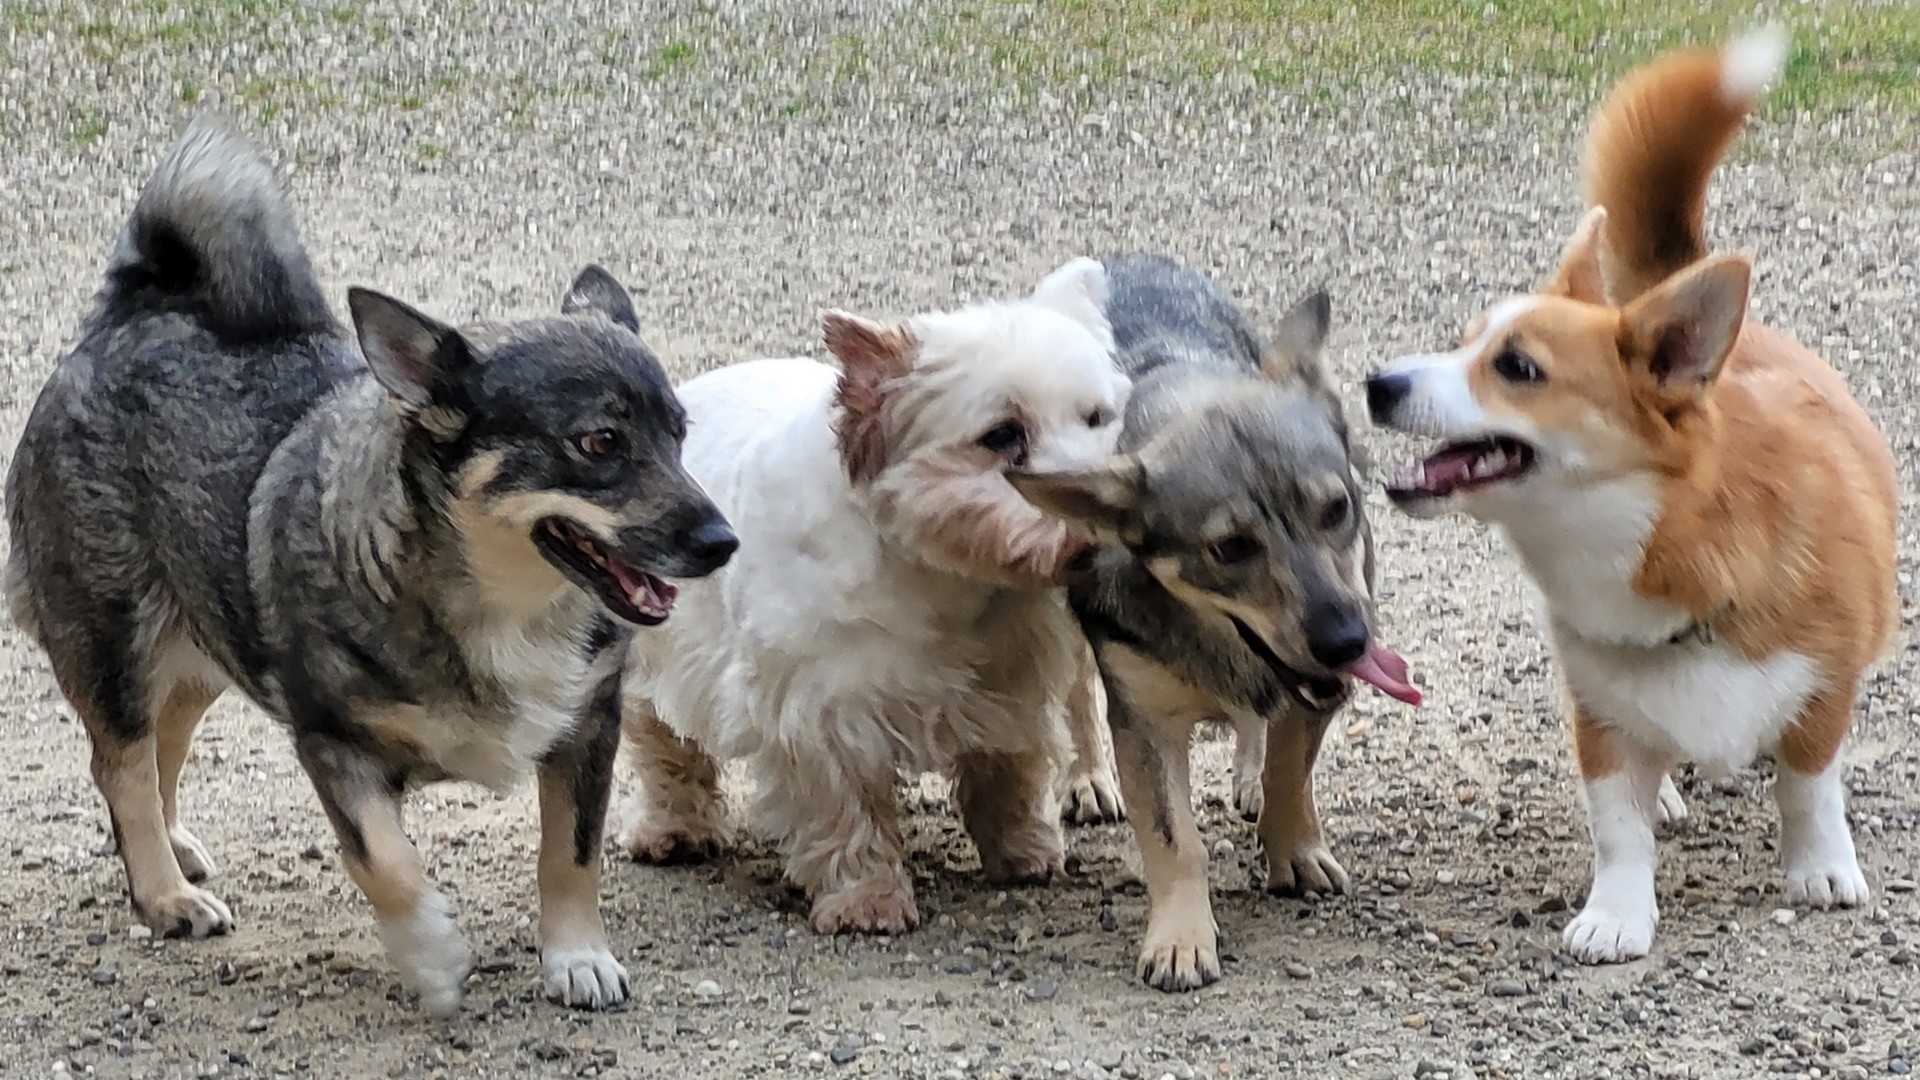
[1013, 254, 1421, 992]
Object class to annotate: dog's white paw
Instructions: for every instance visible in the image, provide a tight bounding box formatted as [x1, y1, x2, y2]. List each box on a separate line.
[810, 879, 919, 935]
[168, 825, 218, 883]
[1061, 769, 1126, 826]
[1655, 775, 1689, 826]
[1562, 904, 1655, 964]
[1265, 842, 1350, 897]
[619, 815, 725, 865]
[1784, 859, 1869, 910]
[1137, 917, 1221, 993]
[1232, 774, 1264, 823]
[541, 945, 630, 1010]
[378, 892, 472, 1016]
[138, 884, 233, 939]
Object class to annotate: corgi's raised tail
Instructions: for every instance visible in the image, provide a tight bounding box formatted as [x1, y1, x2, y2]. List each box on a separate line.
[1581, 27, 1786, 305]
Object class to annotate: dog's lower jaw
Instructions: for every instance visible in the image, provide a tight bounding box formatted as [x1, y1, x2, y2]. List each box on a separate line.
[377, 890, 474, 1016]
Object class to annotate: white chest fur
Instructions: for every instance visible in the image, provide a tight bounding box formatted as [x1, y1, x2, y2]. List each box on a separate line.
[1495, 476, 1817, 768]
[1553, 633, 1817, 768]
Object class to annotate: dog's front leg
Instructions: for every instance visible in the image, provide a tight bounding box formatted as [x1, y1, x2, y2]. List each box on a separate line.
[1061, 640, 1126, 825]
[298, 736, 471, 1016]
[1107, 693, 1217, 992]
[534, 656, 629, 1009]
[1257, 706, 1347, 894]
[1562, 707, 1667, 964]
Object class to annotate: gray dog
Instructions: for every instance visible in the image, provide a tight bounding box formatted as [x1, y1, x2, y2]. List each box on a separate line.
[4, 117, 736, 1015]
[1012, 255, 1421, 992]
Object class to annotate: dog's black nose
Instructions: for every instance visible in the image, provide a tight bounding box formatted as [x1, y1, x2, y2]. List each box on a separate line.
[1365, 371, 1410, 422]
[1306, 608, 1370, 671]
[684, 519, 739, 572]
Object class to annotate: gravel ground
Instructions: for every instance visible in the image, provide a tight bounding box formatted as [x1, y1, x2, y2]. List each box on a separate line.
[2, 3, 1917, 1079]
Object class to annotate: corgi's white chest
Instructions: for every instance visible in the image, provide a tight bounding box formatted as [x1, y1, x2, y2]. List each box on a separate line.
[1553, 634, 1818, 768]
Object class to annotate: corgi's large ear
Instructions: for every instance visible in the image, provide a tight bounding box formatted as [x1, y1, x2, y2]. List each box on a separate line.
[349, 287, 470, 415]
[1621, 254, 1749, 403]
[1030, 257, 1115, 350]
[1543, 206, 1609, 305]
[562, 264, 640, 333]
[1009, 457, 1145, 546]
[824, 310, 916, 485]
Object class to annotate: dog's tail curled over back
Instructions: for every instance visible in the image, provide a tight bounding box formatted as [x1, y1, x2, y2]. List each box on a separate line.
[100, 114, 335, 344]
[1581, 27, 1786, 306]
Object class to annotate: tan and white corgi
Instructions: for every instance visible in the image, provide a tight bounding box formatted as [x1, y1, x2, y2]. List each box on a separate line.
[1365, 29, 1899, 964]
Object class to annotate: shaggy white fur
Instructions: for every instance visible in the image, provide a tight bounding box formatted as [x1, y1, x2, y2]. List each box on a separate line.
[619, 259, 1130, 933]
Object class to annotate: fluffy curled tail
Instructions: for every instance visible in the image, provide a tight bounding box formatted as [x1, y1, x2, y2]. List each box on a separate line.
[1581, 27, 1786, 305]
[101, 114, 334, 343]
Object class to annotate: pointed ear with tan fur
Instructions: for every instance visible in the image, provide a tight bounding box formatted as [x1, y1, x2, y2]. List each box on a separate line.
[824, 310, 916, 484]
[1543, 206, 1610, 305]
[1621, 255, 1750, 398]
[1008, 458, 1145, 546]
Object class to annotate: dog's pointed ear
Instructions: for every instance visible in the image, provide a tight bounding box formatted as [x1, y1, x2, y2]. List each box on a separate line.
[1260, 288, 1332, 386]
[1029, 257, 1115, 349]
[562, 264, 640, 333]
[1543, 206, 1609, 305]
[825, 310, 916, 484]
[1621, 254, 1749, 403]
[349, 287, 469, 411]
[1008, 458, 1144, 545]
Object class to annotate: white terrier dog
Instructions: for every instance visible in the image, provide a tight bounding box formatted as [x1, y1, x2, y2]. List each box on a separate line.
[618, 258, 1131, 933]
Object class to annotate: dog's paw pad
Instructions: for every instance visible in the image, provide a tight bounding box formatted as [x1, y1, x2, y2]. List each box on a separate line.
[810, 882, 919, 935]
[1062, 772, 1126, 826]
[1137, 928, 1221, 993]
[1784, 862, 1869, 910]
[1264, 844, 1350, 897]
[1562, 905, 1655, 965]
[541, 946, 630, 1011]
[619, 820, 724, 866]
[140, 885, 233, 939]
[169, 826, 218, 884]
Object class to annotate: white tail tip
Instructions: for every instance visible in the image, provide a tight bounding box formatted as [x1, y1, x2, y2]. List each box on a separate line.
[1722, 25, 1788, 105]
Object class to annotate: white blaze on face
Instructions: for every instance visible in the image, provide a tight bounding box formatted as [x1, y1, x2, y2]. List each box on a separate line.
[1377, 297, 1539, 438]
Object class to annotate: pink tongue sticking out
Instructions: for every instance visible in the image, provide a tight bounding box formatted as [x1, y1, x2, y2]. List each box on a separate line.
[1346, 642, 1421, 705]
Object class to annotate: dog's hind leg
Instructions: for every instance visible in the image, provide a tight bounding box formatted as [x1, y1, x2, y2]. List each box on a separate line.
[535, 659, 630, 1010]
[956, 749, 1066, 884]
[44, 611, 234, 939]
[1060, 642, 1126, 826]
[1230, 712, 1268, 823]
[297, 736, 471, 1016]
[617, 696, 726, 864]
[765, 748, 918, 935]
[1257, 708, 1348, 895]
[151, 641, 229, 884]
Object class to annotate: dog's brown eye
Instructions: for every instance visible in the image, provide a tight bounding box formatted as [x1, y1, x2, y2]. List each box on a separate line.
[978, 421, 1028, 462]
[1084, 407, 1112, 428]
[1320, 492, 1351, 531]
[574, 429, 622, 457]
[1208, 534, 1260, 565]
[1492, 347, 1544, 384]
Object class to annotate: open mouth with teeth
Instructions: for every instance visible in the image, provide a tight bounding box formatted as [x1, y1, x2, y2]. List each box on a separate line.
[1385, 435, 1536, 504]
[533, 518, 677, 626]
[1228, 616, 1349, 712]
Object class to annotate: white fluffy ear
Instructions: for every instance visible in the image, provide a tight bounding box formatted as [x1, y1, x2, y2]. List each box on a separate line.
[1030, 256, 1115, 350]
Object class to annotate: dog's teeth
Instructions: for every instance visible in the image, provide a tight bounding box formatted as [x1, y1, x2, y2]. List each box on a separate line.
[1480, 448, 1508, 476]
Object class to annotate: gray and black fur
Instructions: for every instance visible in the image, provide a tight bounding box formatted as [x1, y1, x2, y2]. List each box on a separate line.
[4, 117, 734, 1015]
[1012, 254, 1382, 993]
